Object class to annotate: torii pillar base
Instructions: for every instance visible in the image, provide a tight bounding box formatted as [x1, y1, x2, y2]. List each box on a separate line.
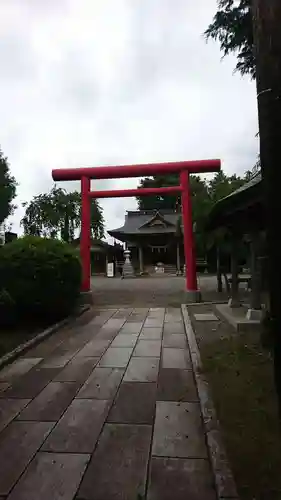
[184, 290, 202, 303]
[79, 290, 93, 305]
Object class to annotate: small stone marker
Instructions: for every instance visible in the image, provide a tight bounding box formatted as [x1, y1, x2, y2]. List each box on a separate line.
[194, 313, 219, 322]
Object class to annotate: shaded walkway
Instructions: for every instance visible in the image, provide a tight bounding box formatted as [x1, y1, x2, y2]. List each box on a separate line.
[0, 307, 216, 500]
[91, 275, 229, 306]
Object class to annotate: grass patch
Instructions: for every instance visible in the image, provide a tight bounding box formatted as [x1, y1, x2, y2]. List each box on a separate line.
[201, 330, 281, 500]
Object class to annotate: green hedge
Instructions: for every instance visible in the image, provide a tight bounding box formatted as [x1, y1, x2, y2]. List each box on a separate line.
[0, 236, 81, 323]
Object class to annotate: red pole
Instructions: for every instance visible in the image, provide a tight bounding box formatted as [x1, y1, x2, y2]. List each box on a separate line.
[52, 159, 221, 182]
[81, 176, 91, 292]
[89, 186, 182, 199]
[180, 170, 198, 292]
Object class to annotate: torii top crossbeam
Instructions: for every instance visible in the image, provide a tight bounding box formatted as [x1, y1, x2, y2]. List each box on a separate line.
[52, 159, 220, 181]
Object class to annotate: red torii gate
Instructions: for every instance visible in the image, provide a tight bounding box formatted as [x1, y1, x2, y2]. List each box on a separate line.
[52, 159, 220, 301]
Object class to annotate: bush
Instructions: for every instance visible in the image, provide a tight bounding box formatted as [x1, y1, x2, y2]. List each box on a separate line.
[0, 236, 81, 322]
[0, 289, 16, 327]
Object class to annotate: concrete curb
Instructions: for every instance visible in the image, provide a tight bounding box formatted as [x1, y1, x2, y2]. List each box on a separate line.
[181, 304, 239, 500]
[0, 305, 90, 372]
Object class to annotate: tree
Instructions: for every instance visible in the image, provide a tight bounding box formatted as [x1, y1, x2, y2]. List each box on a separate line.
[136, 174, 181, 211]
[136, 170, 250, 258]
[0, 148, 17, 225]
[21, 186, 105, 241]
[205, 0, 255, 78]
[251, 0, 281, 415]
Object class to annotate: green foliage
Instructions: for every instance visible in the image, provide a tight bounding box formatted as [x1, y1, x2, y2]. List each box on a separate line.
[0, 236, 81, 321]
[0, 147, 17, 225]
[21, 186, 105, 241]
[0, 289, 15, 327]
[136, 169, 254, 258]
[205, 0, 255, 78]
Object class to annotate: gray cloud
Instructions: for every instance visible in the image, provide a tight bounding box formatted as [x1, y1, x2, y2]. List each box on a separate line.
[0, 0, 259, 239]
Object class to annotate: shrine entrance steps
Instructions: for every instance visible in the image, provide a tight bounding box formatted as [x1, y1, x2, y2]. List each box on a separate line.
[0, 306, 217, 500]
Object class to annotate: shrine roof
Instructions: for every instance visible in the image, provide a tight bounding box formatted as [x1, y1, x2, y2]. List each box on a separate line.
[108, 209, 180, 238]
[207, 172, 262, 230]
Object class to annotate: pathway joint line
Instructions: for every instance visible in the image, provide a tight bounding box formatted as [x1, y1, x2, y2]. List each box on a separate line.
[0, 306, 91, 374]
[181, 304, 239, 500]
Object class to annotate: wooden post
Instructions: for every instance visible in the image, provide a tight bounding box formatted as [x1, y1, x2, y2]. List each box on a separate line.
[138, 246, 144, 274]
[247, 232, 263, 320]
[176, 242, 181, 275]
[228, 233, 240, 308]
[216, 245, 223, 293]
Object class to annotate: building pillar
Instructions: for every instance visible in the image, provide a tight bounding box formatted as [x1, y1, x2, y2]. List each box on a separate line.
[176, 242, 181, 275]
[216, 245, 223, 293]
[246, 231, 263, 320]
[138, 245, 144, 274]
[228, 232, 241, 308]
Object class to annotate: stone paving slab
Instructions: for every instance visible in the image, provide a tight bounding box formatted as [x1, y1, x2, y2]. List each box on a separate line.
[152, 401, 208, 458]
[42, 399, 110, 453]
[0, 358, 42, 382]
[0, 399, 31, 433]
[144, 318, 164, 328]
[164, 313, 183, 323]
[157, 368, 198, 402]
[162, 348, 191, 369]
[119, 322, 144, 334]
[17, 382, 80, 421]
[77, 424, 152, 500]
[98, 347, 133, 368]
[124, 357, 159, 382]
[140, 327, 163, 339]
[39, 349, 78, 369]
[7, 452, 90, 500]
[75, 339, 110, 357]
[0, 305, 220, 500]
[0, 368, 61, 399]
[133, 340, 161, 357]
[163, 333, 187, 348]
[107, 382, 156, 424]
[147, 457, 216, 500]
[163, 323, 185, 334]
[53, 357, 98, 382]
[111, 333, 139, 347]
[76, 367, 124, 399]
[99, 318, 126, 331]
[0, 421, 54, 495]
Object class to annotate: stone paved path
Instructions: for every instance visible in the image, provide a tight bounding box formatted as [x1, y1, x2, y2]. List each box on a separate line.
[0, 307, 217, 500]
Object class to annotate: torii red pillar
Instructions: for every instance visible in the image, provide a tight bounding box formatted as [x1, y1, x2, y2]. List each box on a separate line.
[181, 170, 198, 294]
[52, 159, 221, 301]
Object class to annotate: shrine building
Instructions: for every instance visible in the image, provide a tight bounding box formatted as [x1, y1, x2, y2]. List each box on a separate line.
[108, 209, 183, 274]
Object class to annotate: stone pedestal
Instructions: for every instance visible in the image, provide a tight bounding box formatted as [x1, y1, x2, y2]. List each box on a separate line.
[184, 290, 202, 303]
[122, 249, 135, 278]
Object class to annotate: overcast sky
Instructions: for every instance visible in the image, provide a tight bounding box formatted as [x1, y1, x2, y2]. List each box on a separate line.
[1, 0, 259, 239]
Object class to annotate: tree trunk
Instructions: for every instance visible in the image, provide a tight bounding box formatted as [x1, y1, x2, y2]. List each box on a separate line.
[252, 0, 281, 416]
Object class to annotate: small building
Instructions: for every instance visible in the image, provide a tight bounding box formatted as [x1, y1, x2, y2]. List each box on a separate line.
[73, 238, 123, 275]
[207, 171, 267, 326]
[108, 209, 183, 274]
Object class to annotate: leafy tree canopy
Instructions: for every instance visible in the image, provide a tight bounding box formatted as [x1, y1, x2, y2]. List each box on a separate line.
[136, 169, 254, 256]
[0, 148, 17, 225]
[21, 186, 105, 241]
[205, 0, 255, 78]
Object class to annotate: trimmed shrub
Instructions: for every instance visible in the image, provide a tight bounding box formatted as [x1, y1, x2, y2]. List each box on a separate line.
[0, 236, 81, 321]
[0, 289, 16, 327]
